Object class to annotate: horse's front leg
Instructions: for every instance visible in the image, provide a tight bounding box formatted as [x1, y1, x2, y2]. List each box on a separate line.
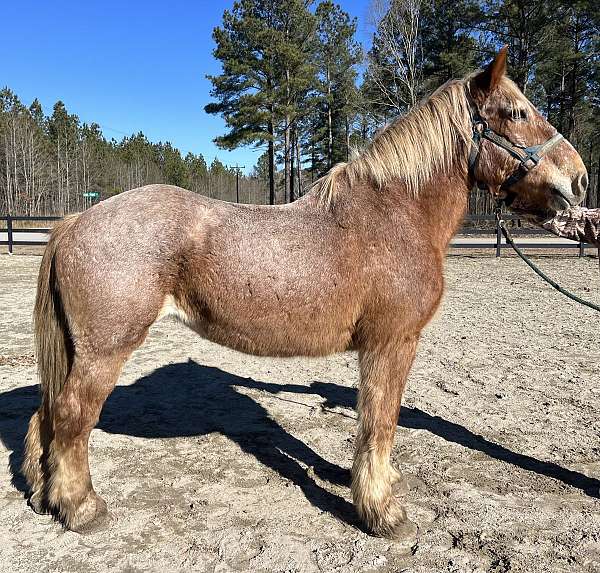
[352, 334, 418, 538]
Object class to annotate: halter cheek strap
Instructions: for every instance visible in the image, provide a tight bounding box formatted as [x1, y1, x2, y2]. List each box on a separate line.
[468, 108, 564, 191]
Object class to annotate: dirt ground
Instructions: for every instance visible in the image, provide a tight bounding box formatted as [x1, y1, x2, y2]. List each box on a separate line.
[1, 253, 599, 573]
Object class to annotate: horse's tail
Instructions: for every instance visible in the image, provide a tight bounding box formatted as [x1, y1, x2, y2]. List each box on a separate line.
[23, 214, 80, 498]
[34, 214, 79, 411]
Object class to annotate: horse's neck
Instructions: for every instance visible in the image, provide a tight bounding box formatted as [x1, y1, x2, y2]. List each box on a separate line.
[414, 172, 470, 253]
[317, 161, 471, 250]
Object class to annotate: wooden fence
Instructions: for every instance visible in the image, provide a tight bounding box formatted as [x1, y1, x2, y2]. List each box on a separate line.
[0, 214, 596, 257]
[0, 215, 62, 254]
[456, 214, 596, 257]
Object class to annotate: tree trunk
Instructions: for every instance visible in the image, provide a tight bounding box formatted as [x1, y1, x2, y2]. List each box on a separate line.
[311, 139, 316, 183]
[295, 134, 302, 196]
[345, 115, 350, 162]
[327, 67, 333, 169]
[268, 115, 275, 205]
[290, 127, 295, 203]
[284, 115, 290, 203]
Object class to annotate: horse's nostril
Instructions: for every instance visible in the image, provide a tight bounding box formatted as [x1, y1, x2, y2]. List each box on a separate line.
[573, 171, 588, 198]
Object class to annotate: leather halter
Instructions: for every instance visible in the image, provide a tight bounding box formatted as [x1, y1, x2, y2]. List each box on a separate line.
[468, 105, 564, 193]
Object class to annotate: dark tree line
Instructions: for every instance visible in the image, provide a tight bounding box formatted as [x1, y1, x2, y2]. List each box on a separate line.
[0, 90, 268, 215]
[2, 0, 598, 216]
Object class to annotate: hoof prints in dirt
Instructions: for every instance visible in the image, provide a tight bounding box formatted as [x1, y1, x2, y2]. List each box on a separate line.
[1, 254, 600, 572]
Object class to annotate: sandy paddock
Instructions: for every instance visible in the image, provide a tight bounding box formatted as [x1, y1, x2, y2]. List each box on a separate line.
[1, 253, 599, 573]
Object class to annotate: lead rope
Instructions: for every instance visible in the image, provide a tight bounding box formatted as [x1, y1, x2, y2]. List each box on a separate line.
[495, 203, 600, 312]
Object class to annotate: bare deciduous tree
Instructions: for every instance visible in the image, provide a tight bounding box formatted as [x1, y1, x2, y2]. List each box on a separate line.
[365, 0, 424, 116]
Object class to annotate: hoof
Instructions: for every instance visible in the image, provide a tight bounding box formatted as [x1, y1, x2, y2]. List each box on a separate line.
[385, 517, 418, 541]
[67, 492, 109, 534]
[368, 500, 417, 540]
[28, 491, 50, 515]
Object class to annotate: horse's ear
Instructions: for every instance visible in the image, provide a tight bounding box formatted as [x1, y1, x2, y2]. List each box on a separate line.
[470, 46, 508, 101]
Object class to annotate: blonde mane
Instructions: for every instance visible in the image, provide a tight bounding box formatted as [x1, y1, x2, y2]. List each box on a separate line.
[313, 79, 476, 207]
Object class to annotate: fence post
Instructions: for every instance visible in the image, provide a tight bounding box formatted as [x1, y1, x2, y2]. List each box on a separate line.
[579, 242, 585, 258]
[495, 216, 501, 258]
[7, 214, 13, 255]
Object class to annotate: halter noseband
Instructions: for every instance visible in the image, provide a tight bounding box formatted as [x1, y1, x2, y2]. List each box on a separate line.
[468, 105, 564, 193]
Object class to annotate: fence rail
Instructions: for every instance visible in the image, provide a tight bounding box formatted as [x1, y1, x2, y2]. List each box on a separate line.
[0, 214, 596, 256]
[458, 213, 596, 257]
[0, 215, 62, 253]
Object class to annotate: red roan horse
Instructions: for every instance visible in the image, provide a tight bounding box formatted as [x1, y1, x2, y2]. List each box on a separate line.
[23, 48, 587, 537]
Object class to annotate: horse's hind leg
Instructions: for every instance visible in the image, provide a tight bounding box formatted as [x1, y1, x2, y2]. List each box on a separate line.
[46, 350, 129, 532]
[352, 335, 418, 539]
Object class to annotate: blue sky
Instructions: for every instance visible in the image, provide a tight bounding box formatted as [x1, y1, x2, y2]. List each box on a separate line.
[2, 1, 371, 173]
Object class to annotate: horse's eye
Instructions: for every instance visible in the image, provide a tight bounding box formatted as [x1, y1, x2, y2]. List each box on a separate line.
[511, 108, 528, 121]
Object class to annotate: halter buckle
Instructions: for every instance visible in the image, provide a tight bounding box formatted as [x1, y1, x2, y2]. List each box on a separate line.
[473, 120, 487, 135]
[521, 148, 542, 170]
[494, 199, 506, 224]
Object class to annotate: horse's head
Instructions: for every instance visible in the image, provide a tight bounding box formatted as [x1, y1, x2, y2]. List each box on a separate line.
[467, 47, 587, 217]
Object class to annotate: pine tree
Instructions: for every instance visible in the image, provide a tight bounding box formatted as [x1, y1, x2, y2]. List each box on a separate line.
[532, 1, 597, 137]
[252, 150, 271, 183]
[47, 101, 81, 213]
[419, 0, 483, 89]
[529, 0, 600, 204]
[275, 1, 317, 201]
[206, 0, 317, 204]
[29, 99, 45, 129]
[483, 0, 550, 93]
[310, 1, 361, 176]
[205, 0, 281, 204]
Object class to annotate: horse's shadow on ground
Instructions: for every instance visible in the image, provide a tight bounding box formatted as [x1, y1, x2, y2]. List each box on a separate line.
[1, 359, 598, 527]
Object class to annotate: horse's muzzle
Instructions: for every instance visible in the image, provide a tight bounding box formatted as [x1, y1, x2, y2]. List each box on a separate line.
[572, 170, 588, 203]
[550, 187, 573, 210]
